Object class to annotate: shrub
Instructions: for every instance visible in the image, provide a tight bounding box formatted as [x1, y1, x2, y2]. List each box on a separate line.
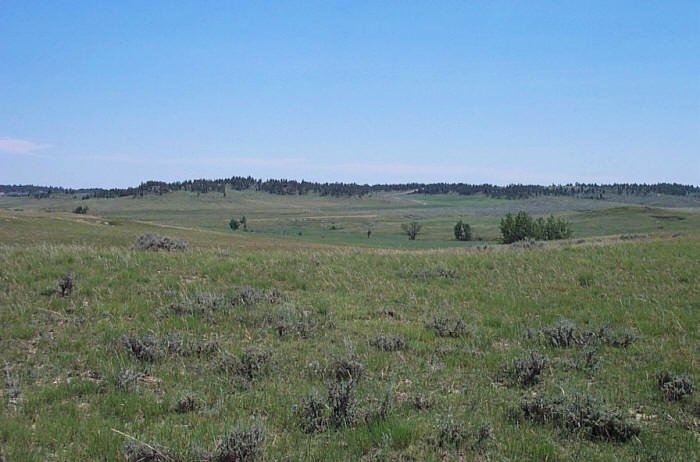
[412, 393, 432, 411]
[453, 219, 472, 241]
[215, 423, 265, 462]
[327, 379, 359, 428]
[230, 287, 284, 306]
[503, 351, 549, 387]
[429, 316, 468, 338]
[539, 320, 581, 347]
[538, 321, 637, 348]
[432, 416, 468, 448]
[657, 371, 694, 401]
[370, 334, 407, 352]
[124, 442, 170, 462]
[500, 212, 571, 243]
[331, 354, 365, 382]
[229, 218, 241, 231]
[72, 205, 88, 214]
[120, 335, 162, 362]
[297, 390, 329, 433]
[516, 393, 640, 442]
[134, 234, 187, 251]
[237, 347, 272, 381]
[173, 393, 201, 413]
[401, 222, 422, 240]
[116, 369, 142, 392]
[58, 273, 74, 297]
[276, 309, 319, 339]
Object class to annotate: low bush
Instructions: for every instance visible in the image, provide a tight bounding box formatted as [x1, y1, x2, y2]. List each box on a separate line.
[515, 393, 640, 442]
[214, 423, 265, 462]
[135, 234, 187, 251]
[124, 441, 170, 462]
[429, 316, 468, 338]
[297, 390, 329, 433]
[432, 416, 467, 448]
[330, 354, 365, 382]
[502, 351, 549, 387]
[120, 334, 163, 362]
[538, 320, 638, 348]
[370, 334, 407, 352]
[219, 347, 272, 382]
[327, 379, 359, 428]
[276, 309, 319, 339]
[58, 273, 74, 297]
[657, 371, 694, 401]
[173, 393, 201, 413]
[230, 287, 284, 306]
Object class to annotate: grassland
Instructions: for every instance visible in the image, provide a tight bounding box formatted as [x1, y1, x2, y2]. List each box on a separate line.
[1, 191, 699, 460]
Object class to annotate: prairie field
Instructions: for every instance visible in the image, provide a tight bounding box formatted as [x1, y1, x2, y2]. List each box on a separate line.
[1, 192, 698, 461]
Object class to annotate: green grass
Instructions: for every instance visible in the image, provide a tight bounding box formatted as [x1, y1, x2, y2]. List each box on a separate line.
[0, 192, 699, 460]
[2, 190, 700, 249]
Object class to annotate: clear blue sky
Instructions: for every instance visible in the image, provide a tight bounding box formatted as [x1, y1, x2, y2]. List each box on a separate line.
[1, 1, 698, 187]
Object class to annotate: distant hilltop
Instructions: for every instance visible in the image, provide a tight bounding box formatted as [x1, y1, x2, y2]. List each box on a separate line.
[1, 178, 698, 200]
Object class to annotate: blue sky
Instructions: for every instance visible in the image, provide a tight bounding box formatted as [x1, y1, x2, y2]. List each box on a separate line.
[1, 1, 698, 187]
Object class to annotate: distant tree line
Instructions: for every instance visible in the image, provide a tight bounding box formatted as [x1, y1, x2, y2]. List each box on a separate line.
[2, 180, 698, 200]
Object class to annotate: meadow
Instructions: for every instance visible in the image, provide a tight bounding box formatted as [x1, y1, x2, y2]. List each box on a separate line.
[1, 191, 698, 460]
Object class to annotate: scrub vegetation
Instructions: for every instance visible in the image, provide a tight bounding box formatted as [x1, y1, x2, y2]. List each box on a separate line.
[0, 189, 698, 460]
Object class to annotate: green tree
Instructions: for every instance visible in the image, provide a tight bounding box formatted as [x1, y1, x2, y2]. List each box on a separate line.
[453, 219, 472, 241]
[401, 222, 422, 240]
[500, 212, 572, 243]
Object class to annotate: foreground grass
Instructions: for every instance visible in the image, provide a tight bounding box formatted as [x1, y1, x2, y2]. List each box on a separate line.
[1, 216, 698, 460]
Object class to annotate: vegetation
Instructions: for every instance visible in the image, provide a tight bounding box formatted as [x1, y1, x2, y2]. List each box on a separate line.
[0, 189, 698, 460]
[229, 216, 248, 231]
[4, 179, 699, 200]
[500, 212, 572, 243]
[453, 219, 472, 241]
[401, 221, 422, 240]
[72, 205, 89, 214]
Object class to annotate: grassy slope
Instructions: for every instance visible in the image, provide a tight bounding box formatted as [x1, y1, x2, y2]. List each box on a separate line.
[2, 190, 700, 249]
[1, 210, 698, 461]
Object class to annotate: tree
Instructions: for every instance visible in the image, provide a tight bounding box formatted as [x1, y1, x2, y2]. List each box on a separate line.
[229, 218, 240, 231]
[453, 219, 472, 241]
[401, 222, 422, 240]
[500, 212, 572, 243]
[73, 205, 88, 214]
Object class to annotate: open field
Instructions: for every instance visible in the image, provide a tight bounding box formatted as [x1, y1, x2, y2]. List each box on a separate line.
[1, 192, 699, 460]
[2, 190, 700, 249]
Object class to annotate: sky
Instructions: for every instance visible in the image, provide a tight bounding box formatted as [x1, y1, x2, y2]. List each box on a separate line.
[1, 1, 698, 188]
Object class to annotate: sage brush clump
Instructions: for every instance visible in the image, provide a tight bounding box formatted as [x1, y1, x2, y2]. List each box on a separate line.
[124, 441, 170, 462]
[58, 273, 74, 297]
[230, 287, 284, 306]
[297, 390, 329, 433]
[502, 351, 549, 387]
[370, 334, 407, 352]
[120, 334, 163, 362]
[135, 234, 187, 251]
[173, 393, 201, 413]
[219, 347, 272, 382]
[330, 353, 365, 382]
[429, 316, 468, 338]
[214, 423, 265, 462]
[657, 371, 694, 401]
[516, 393, 640, 442]
[432, 416, 468, 448]
[276, 309, 319, 339]
[538, 320, 638, 348]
